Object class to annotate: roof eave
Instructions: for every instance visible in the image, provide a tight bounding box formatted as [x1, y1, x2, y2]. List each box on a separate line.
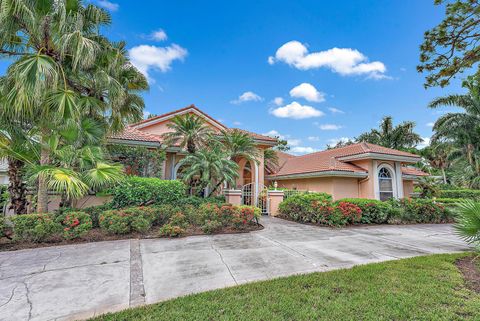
[267, 170, 368, 180]
[107, 138, 162, 148]
[337, 152, 420, 163]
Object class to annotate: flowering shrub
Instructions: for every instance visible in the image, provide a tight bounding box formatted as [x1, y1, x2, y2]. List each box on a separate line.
[11, 213, 61, 242]
[99, 207, 155, 234]
[335, 202, 362, 225]
[340, 198, 391, 224]
[279, 193, 333, 223]
[392, 198, 453, 223]
[168, 212, 189, 228]
[201, 220, 223, 234]
[55, 211, 92, 240]
[231, 205, 259, 229]
[159, 224, 185, 237]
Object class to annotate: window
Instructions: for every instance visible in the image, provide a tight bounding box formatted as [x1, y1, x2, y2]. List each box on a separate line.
[378, 167, 394, 201]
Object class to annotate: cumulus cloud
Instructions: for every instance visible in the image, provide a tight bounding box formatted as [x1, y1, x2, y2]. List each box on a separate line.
[270, 101, 324, 119]
[129, 44, 187, 81]
[417, 137, 431, 149]
[262, 130, 301, 148]
[289, 83, 325, 103]
[97, 0, 119, 11]
[317, 123, 343, 130]
[269, 40, 388, 79]
[328, 107, 345, 114]
[231, 91, 263, 104]
[151, 29, 168, 41]
[427, 122, 434, 127]
[290, 146, 318, 155]
[327, 137, 351, 146]
[307, 136, 320, 141]
[233, 121, 242, 126]
[272, 97, 284, 106]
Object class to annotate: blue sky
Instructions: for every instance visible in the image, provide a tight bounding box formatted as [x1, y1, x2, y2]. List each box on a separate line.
[0, 0, 467, 154]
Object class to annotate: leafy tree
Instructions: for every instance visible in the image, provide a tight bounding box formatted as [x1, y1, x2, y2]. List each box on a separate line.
[421, 142, 454, 183]
[326, 138, 355, 150]
[0, 0, 147, 212]
[356, 116, 423, 150]
[418, 0, 480, 88]
[272, 136, 290, 151]
[162, 114, 212, 154]
[264, 148, 279, 170]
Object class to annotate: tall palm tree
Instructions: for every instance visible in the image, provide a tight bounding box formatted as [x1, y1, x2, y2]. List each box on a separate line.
[217, 129, 260, 162]
[356, 116, 422, 150]
[177, 147, 239, 197]
[0, 0, 147, 212]
[429, 77, 480, 182]
[162, 114, 212, 153]
[421, 142, 454, 184]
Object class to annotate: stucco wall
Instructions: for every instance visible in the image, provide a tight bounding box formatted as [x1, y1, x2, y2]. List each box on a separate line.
[276, 177, 334, 195]
[332, 177, 360, 200]
[351, 159, 374, 199]
[403, 180, 414, 198]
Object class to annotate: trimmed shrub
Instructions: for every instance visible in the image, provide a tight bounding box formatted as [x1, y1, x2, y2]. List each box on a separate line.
[174, 196, 225, 207]
[390, 198, 453, 223]
[99, 207, 155, 234]
[111, 177, 187, 208]
[168, 212, 189, 229]
[159, 224, 184, 237]
[439, 189, 480, 200]
[201, 220, 222, 234]
[0, 216, 7, 238]
[55, 211, 92, 240]
[150, 204, 178, 226]
[279, 193, 333, 223]
[335, 202, 362, 225]
[231, 205, 260, 229]
[434, 198, 467, 205]
[340, 198, 391, 224]
[11, 214, 61, 242]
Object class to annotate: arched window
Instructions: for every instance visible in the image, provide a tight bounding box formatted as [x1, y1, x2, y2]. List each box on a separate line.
[378, 167, 394, 201]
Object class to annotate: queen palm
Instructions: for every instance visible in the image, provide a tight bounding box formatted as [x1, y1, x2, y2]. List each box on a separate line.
[217, 129, 260, 162]
[162, 114, 212, 154]
[356, 116, 422, 150]
[0, 0, 147, 212]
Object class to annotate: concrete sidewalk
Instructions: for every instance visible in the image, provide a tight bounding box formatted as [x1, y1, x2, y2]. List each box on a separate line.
[0, 217, 470, 321]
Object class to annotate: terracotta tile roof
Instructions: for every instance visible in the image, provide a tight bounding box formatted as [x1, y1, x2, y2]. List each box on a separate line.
[108, 127, 163, 144]
[401, 167, 429, 177]
[265, 151, 296, 174]
[269, 143, 422, 178]
[231, 128, 277, 142]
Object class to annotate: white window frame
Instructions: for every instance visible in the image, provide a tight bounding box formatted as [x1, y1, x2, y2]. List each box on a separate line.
[376, 163, 397, 201]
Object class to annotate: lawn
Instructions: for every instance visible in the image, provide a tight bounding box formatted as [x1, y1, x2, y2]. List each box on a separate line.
[92, 253, 480, 321]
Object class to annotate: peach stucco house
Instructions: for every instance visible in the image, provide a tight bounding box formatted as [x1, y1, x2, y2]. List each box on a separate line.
[109, 105, 427, 201]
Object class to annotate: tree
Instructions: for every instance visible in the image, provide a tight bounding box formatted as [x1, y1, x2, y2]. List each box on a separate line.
[177, 147, 239, 197]
[326, 138, 355, 150]
[356, 116, 423, 150]
[217, 129, 260, 162]
[454, 200, 480, 250]
[421, 142, 454, 183]
[0, 0, 147, 212]
[162, 114, 212, 154]
[429, 76, 480, 186]
[418, 0, 480, 88]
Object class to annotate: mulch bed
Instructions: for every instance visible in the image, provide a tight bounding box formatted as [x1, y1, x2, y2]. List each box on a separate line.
[456, 256, 480, 293]
[0, 223, 263, 252]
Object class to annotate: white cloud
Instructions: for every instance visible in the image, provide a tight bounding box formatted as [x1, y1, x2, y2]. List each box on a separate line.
[272, 97, 284, 106]
[262, 130, 301, 148]
[287, 139, 301, 147]
[263, 130, 282, 138]
[318, 124, 343, 130]
[268, 56, 275, 65]
[327, 137, 351, 146]
[231, 91, 263, 104]
[417, 137, 431, 149]
[97, 0, 119, 11]
[289, 83, 325, 103]
[129, 44, 187, 81]
[151, 29, 168, 41]
[291, 146, 318, 155]
[328, 107, 345, 114]
[233, 121, 242, 126]
[143, 110, 151, 119]
[269, 40, 388, 79]
[270, 101, 324, 119]
[307, 136, 320, 141]
[427, 122, 434, 127]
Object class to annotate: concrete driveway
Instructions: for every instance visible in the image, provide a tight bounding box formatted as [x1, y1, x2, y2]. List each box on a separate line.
[0, 217, 470, 321]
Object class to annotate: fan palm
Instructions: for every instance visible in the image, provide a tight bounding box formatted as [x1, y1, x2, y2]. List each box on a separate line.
[0, 0, 147, 212]
[162, 114, 212, 154]
[454, 200, 480, 249]
[356, 116, 422, 150]
[217, 129, 260, 162]
[177, 147, 239, 197]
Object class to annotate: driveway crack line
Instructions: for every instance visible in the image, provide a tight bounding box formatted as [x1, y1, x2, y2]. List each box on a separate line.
[211, 243, 238, 285]
[22, 280, 32, 321]
[129, 239, 146, 307]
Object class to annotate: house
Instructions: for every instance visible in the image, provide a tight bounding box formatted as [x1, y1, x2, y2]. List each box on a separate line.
[109, 104, 427, 201]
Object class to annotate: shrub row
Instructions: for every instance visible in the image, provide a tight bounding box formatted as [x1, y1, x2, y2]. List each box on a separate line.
[279, 193, 453, 227]
[439, 189, 480, 200]
[3, 202, 260, 243]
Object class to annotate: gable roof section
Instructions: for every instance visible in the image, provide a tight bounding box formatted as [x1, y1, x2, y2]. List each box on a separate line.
[231, 128, 277, 143]
[268, 142, 423, 179]
[108, 127, 162, 147]
[131, 104, 227, 131]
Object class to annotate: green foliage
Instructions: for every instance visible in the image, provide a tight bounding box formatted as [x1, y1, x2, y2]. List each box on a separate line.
[162, 114, 213, 154]
[99, 207, 155, 235]
[389, 199, 453, 224]
[55, 211, 92, 240]
[106, 145, 166, 178]
[173, 196, 225, 207]
[11, 214, 61, 242]
[110, 176, 187, 208]
[434, 198, 467, 204]
[439, 189, 480, 200]
[159, 224, 185, 237]
[0, 216, 7, 238]
[339, 198, 391, 224]
[454, 200, 480, 247]
[201, 220, 223, 234]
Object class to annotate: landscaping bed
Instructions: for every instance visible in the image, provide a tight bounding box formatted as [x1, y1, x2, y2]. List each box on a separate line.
[90, 253, 480, 320]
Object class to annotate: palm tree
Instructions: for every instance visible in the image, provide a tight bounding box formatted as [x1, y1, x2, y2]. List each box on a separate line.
[177, 147, 239, 197]
[0, 1, 147, 212]
[454, 200, 480, 249]
[162, 114, 212, 153]
[421, 142, 454, 184]
[264, 148, 279, 171]
[356, 116, 422, 150]
[218, 129, 260, 162]
[429, 77, 480, 183]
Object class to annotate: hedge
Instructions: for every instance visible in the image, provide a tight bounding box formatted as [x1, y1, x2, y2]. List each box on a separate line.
[439, 189, 480, 200]
[339, 198, 391, 224]
[110, 176, 187, 208]
[11, 214, 62, 242]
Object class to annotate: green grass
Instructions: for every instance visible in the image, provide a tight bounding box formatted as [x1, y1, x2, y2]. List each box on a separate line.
[92, 253, 480, 321]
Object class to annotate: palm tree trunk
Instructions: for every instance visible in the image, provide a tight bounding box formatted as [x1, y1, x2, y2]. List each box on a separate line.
[187, 139, 196, 154]
[441, 168, 447, 184]
[37, 143, 49, 213]
[7, 158, 27, 214]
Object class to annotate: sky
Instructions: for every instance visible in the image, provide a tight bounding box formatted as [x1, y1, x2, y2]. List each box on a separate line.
[0, 0, 467, 154]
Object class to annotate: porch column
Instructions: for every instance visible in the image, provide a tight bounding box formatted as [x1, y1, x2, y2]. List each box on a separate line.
[394, 162, 404, 199]
[268, 190, 284, 217]
[224, 189, 242, 206]
[372, 160, 379, 200]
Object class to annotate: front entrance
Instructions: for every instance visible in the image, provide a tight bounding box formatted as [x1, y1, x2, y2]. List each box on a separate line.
[241, 183, 270, 215]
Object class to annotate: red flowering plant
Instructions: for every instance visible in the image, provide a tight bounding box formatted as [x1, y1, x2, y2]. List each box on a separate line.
[335, 202, 362, 225]
[231, 205, 260, 229]
[311, 199, 336, 225]
[55, 211, 92, 240]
